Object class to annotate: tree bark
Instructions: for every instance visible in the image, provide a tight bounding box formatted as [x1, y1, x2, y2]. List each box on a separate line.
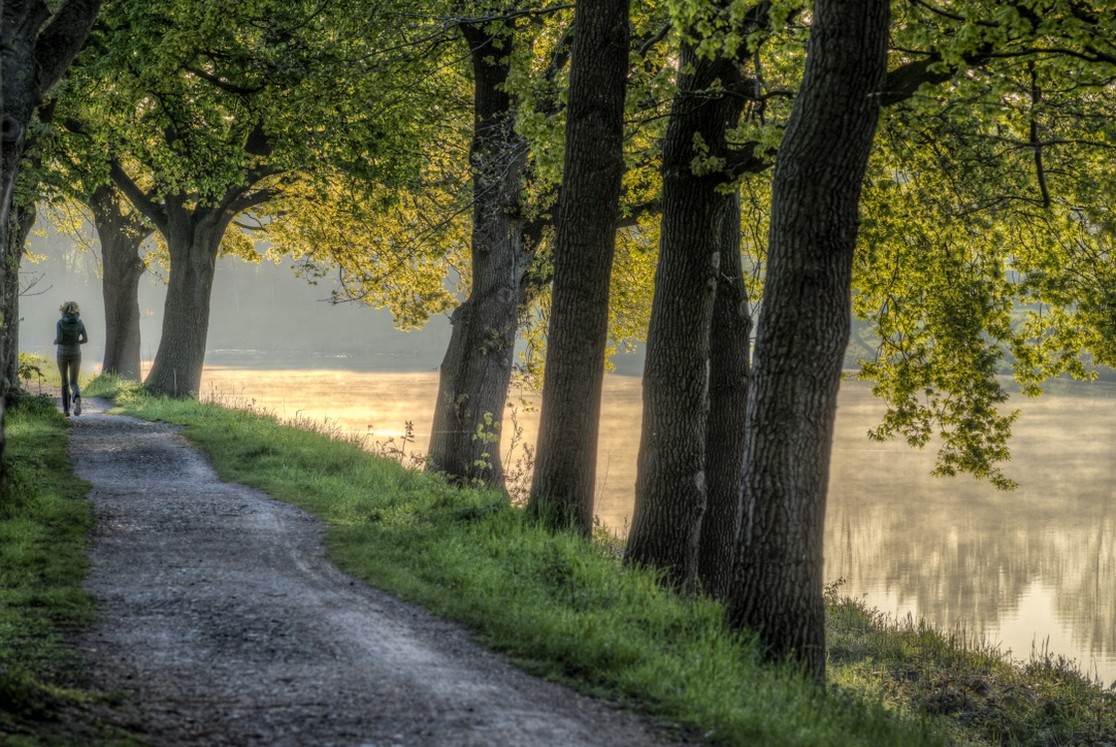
[624, 45, 746, 591]
[697, 191, 750, 599]
[427, 22, 530, 487]
[2, 202, 36, 390]
[726, 0, 889, 683]
[1, 0, 102, 481]
[90, 184, 149, 380]
[527, 0, 630, 533]
[142, 196, 231, 397]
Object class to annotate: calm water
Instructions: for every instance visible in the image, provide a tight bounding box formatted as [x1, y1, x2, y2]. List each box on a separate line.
[201, 366, 1116, 685]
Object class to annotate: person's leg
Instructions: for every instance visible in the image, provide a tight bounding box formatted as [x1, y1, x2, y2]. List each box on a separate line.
[57, 357, 71, 414]
[69, 354, 82, 415]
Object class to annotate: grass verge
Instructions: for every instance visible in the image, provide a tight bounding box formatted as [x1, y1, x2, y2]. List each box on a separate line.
[0, 387, 140, 746]
[88, 376, 940, 746]
[79, 375, 1116, 744]
[827, 593, 1116, 745]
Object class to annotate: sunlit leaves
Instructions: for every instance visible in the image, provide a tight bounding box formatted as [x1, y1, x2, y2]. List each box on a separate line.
[665, 0, 806, 59]
[857, 119, 1022, 489]
[263, 164, 466, 330]
[851, 2, 1116, 488]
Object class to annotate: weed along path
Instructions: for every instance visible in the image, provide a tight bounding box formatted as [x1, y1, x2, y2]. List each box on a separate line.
[69, 400, 683, 746]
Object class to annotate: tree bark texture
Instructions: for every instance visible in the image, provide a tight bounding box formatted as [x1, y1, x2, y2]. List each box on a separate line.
[697, 191, 750, 599]
[624, 45, 746, 591]
[528, 0, 630, 533]
[91, 184, 149, 380]
[142, 197, 231, 397]
[726, 0, 889, 682]
[1, 0, 102, 482]
[427, 23, 529, 487]
[2, 201, 36, 389]
[1, 0, 102, 334]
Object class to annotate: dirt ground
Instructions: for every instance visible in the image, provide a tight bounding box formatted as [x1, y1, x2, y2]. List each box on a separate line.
[67, 398, 687, 746]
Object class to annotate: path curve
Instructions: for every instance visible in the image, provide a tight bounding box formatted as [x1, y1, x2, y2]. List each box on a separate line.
[70, 399, 684, 746]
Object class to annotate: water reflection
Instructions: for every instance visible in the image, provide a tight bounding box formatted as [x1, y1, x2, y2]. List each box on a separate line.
[827, 385, 1116, 684]
[200, 367, 1116, 684]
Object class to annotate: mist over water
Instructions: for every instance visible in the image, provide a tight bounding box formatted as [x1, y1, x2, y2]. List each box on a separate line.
[18, 228, 455, 371]
[22, 228, 1116, 686]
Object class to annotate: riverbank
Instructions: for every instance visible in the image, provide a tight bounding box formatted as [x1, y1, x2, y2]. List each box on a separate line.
[3, 376, 1114, 744]
[192, 364, 1116, 686]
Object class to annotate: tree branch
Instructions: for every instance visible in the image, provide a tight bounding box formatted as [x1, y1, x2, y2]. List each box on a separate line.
[34, 0, 103, 93]
[182, 63, 265, 96]
[109, 159, 168, 233]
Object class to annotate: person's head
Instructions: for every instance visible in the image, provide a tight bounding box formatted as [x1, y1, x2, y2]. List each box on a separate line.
[59, 301, 80, 315]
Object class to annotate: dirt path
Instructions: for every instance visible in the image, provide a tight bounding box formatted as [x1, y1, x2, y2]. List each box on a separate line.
[69, 399, 686, 746]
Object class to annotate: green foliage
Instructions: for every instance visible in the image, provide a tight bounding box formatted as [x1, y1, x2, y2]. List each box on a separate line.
[856, 125, 1023, 489]
[850, 1, 1116, 488]
[16, 353, 51, 391]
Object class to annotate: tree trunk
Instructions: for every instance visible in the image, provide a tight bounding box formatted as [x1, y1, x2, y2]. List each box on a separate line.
[624, 45, 746, 590]
[90, 184, 149, 380]
[427, 22, 529, 487]
[143, 198, 228, 397]
[726, 0, 889, 682]
[2, 202, 36, 390]
[0, 0, 101, 482]
[697, 191, 750, 599]
[527, 0, 630, 533]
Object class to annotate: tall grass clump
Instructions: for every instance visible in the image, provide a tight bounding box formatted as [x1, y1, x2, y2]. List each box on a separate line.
[89, 376, 944, 746]
[0, 391, 139, 745]
[827, 590, 1116, 745]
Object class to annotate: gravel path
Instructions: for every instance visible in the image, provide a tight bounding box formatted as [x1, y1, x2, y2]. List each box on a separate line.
[69, 399, 686, 746]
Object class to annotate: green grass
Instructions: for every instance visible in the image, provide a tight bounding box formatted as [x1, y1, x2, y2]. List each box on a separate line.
[11, 371, 1104, 746]
[87, 375, 942, 746]
[0, 388, 141, 746]
[826, 592, 1116, 745]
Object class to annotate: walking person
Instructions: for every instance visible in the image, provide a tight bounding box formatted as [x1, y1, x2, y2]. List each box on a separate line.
[54, 301, 88, 416]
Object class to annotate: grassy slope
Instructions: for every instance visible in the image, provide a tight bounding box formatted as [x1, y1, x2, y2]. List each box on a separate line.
[101, 380, 1112, 746]
[92, 378, 940, 746]
[5, 370, 1112, 745]
[0, 391, 140, 746]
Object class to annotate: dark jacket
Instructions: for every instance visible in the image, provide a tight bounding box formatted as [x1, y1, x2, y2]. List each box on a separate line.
[55, 313, 88, 356]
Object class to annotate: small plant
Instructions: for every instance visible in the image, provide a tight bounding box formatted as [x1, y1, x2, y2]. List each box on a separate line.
[502, 405, 535, 505]
[471, 411, 499, 476]
[370, 420, 427, 470]
[17, 352, 48, 393]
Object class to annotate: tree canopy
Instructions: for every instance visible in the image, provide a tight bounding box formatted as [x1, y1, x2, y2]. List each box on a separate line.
[8, 0, 1116, 681]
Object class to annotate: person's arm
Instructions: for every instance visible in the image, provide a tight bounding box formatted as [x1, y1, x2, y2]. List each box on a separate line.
[79, 322, 89, 344]
[54, 319, 62, 345]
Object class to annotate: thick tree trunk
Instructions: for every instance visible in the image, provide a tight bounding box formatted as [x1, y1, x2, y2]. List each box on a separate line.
[427, 23, 528, 487]
[0, 0, 101, 482]
[697, 191, 750, 599]
[1, 2, 53, 415]
[726, 0, 889, 682]
[528, 0, 630, 533]
[90, 184, 149, 380]
[624, 46, 746, 590]
[2, 202, 36, 390]
[143, 199, 228, 397]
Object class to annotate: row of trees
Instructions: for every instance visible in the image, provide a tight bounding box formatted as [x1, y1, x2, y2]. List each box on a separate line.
[3, 0, 1114, 680]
